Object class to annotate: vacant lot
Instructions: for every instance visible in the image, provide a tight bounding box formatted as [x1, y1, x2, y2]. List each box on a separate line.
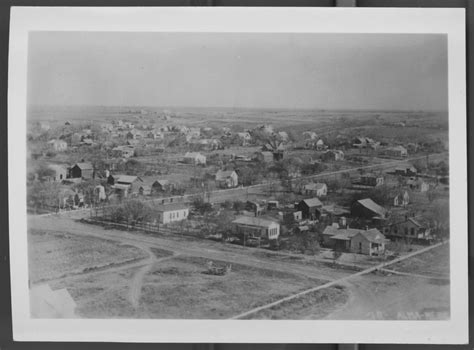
[138, 256, 336, 319]
[28, 229, 148, 283]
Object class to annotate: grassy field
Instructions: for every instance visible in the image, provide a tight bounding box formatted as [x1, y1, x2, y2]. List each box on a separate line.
[138, 256, 334, 319]
[389, 244, 450, 277]
[28, 229, 148, 283]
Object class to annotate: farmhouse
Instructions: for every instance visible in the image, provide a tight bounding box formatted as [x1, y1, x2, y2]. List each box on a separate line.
[215, 170, 239, 188]
[253, 151, 274, 163]
[303, 183, 327, 197]
[47, 139, 68, 152]
[155, 203, 189, 224]
[151, 179, 173, 193]
[394, 164, 417, 176]
[407, 177, 430, 192]
[351, 198, 387, 219]
[393, 191, 410, 207]
[322, 225, 387, 256]
[232, 216, 280, 240]
[183, 152, 206, 165]
[384, 145, 408, 157]
[47, 164, 68, 182]
[112, 146, 135, 158]
[316, 139, 325, 151]
[70, 162, 94, 179]
[384, 216, 433, 243]
[110, 175, 144, 196]
[297, 198, 323, 220]
[246, 201, 265, 216]
[349, 230, 387, 256]
[321, 150, 344, 161]
[359, 174, 384, 187]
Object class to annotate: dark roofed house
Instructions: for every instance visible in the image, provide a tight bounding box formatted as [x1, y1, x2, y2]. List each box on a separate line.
[152, 179, 173, 194]
[351, 198, 387, 219]
[70, 162, 94, 179]
[384, 215, 433, 243]
[297, 198, 323, 220]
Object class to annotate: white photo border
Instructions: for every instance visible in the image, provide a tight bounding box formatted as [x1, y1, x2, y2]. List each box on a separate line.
[8, 6, 468, 344]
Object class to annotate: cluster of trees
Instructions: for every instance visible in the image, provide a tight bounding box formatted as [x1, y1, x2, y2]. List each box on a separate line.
[106, 200, 153, 223]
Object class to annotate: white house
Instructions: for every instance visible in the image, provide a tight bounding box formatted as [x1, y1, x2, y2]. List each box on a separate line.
[47, 164, 68, 182]
[303, 182, 328, 197]
[155, 203, 189, 224]
[232, 216, 280, 240]
[183, 152, 206, 165]
[215, 170, 238, 188]
[48, 139, 68, 152]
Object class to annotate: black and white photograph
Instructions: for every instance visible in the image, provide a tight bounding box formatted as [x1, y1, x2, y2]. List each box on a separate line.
[8, 7, 468, 344]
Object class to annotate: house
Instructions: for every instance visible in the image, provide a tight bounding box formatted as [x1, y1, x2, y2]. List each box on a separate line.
[394, 164, 417, 177]
[359, 174, 384, 187]
[215, 170, 239, 188]
[47, 139, 68, 152]
[246, 201, 265, 216]
[322, 225, 387, 256]
[30, 284, 77, 318]
[112, 146, 135, 158]
[138, 183, 153, 196]
[384, 216, 433, 242]
[151, 179, 173, 193]
[70, 162, 94, 179]
[110, 175, 144, 196]
[351, 198, 387, 219]
[253, 151, 274, 163]
[183, 152, 206, 165]
[316, 139, 325, 151]
[384, 145, 408, 158]
[236, 132, 252, 145]
[232, 216, 280, 240]
[303, 182, 327, 197]
[406, 177, 430, 192]
[321, 150, 344, 161]
[353, 137, 367, 148]
[154, 203, 189, 224]
[393, 191, 410, 207]
[350, 230, 387, 256]
[47, 164, 68, 182]
[297, 198, 323, 220]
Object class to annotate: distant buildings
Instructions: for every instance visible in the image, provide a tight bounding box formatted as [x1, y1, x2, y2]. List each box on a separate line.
[383, 145, 408, 158]
[47, 164, 68, 182]
[384, 216, 433, 242]
[359, 174, 384, 187]
[112, 145, 135, 158]
[321, 150, 344, 161]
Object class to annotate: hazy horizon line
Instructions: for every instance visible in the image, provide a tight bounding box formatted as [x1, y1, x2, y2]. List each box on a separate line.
[27, 103, 448, 114]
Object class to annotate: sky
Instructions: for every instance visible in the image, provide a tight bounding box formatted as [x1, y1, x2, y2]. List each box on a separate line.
[27, 32, 448, 111]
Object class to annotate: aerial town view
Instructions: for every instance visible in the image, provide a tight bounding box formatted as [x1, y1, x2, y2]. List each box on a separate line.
[26, 32, 450, 320]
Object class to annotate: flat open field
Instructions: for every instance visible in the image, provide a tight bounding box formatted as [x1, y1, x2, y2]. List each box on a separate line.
[28, 229, 148, 283]
[389, 243, 450, 277]
[49, 254, 338, 319]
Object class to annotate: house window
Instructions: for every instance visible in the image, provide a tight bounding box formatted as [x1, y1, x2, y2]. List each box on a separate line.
[404, 227, 408, 235]
[359, 242, 362, 251]
[60, 174, 63, 179]
[411, 228, 415, 236]
[394, 227, 398, 234]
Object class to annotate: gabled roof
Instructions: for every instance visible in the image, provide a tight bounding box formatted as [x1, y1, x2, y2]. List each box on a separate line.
[358, 229, 386, 243]
[355, 198, 387, 217]
[73, 162, 93, 170]
[216, 170, 237, 179]
[152, 179, 170, 186]
[155, 203, 189, 212]
[300, 198, 323, 208]
[114, 175, 142, 184]
[232, 216, 278, 228]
